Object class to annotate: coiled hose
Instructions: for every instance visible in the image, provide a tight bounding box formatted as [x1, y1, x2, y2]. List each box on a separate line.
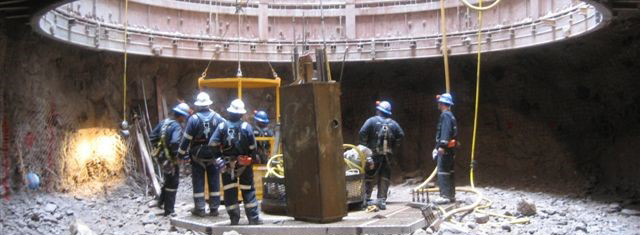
[264, 144, 366, 178]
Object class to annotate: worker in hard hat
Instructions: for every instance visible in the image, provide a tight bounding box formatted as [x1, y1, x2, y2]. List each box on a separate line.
[209, 99, 263, 225]
[433, 93, 458, 205]
[178, 92, 226, 217]
[359, 100, 405, 210]
[252, 110, 273, 164]
[149, 102, 190, 216]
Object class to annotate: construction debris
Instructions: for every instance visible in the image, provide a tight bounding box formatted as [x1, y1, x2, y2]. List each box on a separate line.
[69, 219, 96, 235]
[474, 214, 490, 224]
[517, 199, 537, 216]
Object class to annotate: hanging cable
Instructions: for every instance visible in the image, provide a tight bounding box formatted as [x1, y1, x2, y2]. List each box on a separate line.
[320, 0, 327, 49]
[439, 0, 451, 93]
[122, 0, 129, 121]
[469, 0, 483, 189]
[460, 0, 501, 11]
[411, 0, 533, 230]
[200, 0, 218, 80]
[235, 0, 247, 78]
[338, 46, 350, 81]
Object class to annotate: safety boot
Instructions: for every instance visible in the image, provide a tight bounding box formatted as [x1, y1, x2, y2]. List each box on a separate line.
[378, 199, 387, 210]
[191, 197, 207, 217]
[208, 198, 220, 217]
[209, 209, 219, 217]
[248, 218, 264, 225]
[164, 191, 177, 216]
[433, 196, 455, 205]
[191, 208, 207, 217]
[227, 206, 241, 225]
[377, 177, 391, 208]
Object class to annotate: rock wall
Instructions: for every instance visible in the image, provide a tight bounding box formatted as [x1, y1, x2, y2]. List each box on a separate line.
[340, 16, 640, 194]
[1, 15, 639, 195]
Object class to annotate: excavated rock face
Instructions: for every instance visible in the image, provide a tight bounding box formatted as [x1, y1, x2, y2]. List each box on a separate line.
[0, 15, 639, 195]
[340, 16, 640, 194]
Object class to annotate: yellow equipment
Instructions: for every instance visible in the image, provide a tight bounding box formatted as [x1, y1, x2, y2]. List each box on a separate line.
[197, 73, 281, 201]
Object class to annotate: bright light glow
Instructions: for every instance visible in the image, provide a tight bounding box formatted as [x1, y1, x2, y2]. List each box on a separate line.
[75, 140, 92, 164]
[95, 136, 119, 160]
[63, 128, 127, 187]
[70, 129, 123, 165]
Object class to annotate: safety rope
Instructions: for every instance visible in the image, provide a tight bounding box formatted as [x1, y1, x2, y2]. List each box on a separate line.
[469, 0, 483, 189]
[122, 0, 129, 121]
[235, 0, 247, 78]
[413, 0, 532, 229]
[460, 0, 501, 11]
[200, 0, 218, 80]
[439, 0, 451, 93]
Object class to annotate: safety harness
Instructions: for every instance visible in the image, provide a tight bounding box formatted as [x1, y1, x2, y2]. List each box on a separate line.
[152, 119, 177, 165]
[191, 111, 219, 168]
[219, 121, 253, 180]
[374, 116, 395, 156]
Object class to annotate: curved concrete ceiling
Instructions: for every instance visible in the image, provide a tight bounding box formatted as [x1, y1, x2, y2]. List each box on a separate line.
[30, 0, 613, 62]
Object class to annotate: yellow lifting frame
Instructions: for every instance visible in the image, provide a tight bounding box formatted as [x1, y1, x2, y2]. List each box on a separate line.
[197, 76, 282, 200]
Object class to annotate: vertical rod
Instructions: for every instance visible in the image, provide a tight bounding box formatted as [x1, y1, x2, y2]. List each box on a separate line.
[122, 0, 129, 121]
[320, 0, 327, 49]
[439, 0, 451, 93]
[470, 0, 483, 189]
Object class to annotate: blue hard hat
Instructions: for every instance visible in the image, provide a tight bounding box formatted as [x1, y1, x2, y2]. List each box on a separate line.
[172, 103, 190, 116]
[26, 172, 40, 189]
[254, 110, 269, 124]
[437, 93, 454, 106]
[376, 101, 392, 115]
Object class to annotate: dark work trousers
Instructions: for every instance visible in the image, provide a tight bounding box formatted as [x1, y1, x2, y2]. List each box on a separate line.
[159, 164, 180, 215]
[221, 165, 260, 223]
[437, 150, 456, 199]
[365, 155, 392, 201]
[191, 156, 221, 213]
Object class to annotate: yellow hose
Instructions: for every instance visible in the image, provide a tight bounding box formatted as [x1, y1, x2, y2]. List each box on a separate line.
[342, 144, 366, 172]
[469, 0, 484, 190]
[264, 144, 366, 178]
[459, 0, 502, 11]
[412, 0, 531, 229]
[265, 154, 284, 178]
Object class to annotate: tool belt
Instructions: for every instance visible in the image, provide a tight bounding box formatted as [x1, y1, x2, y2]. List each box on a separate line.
[447, 139, 459, 148]
[222, 155, 252, 180]
[191, 144, 216, 167]
[224, 155, 252, 166]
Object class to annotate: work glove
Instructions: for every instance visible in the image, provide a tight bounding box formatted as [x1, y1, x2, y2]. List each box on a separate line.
[432, 148, 438, 160]
[214, 158, 226, 172]
[180, 154, 190, 161]
[366, 156, 375, 170]
[162, 161, 176, 175]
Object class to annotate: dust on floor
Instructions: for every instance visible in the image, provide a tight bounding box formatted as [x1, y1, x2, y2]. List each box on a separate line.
[2, 176, 639, 235]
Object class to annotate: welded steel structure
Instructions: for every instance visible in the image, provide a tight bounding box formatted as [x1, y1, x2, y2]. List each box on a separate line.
[31, 0, 612, 62]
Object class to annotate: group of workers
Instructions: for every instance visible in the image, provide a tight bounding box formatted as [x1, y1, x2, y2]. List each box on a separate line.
[150, 92, 271, 225]
[359, 93, 458, 209]
[148, 90, 458, 224]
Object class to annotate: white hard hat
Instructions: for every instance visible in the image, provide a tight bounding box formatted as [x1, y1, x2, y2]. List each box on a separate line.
[172, 103, 190, 116]
[437, 93, 454, 106]
[376, 101, 392, 115]
[227, 99, 247, 114]
[194, 92, 213, 106]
